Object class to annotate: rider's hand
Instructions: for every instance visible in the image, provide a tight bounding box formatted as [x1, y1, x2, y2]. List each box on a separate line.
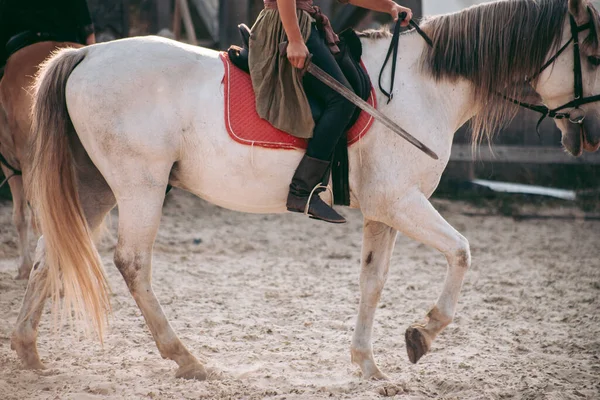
[287, 40, 309, 69]
[390, 5, 413, 27]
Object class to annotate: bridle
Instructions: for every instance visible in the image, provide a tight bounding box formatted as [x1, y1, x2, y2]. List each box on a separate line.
[380, 10, 600, 133]
[505, 13, 599, 131]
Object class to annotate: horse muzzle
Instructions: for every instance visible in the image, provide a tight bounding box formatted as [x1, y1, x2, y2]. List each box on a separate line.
[581, 113, 600, 152]
[559, 113, 600, 155]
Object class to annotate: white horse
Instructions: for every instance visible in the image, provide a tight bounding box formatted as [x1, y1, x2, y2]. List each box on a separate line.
[12, 0, 600, 380]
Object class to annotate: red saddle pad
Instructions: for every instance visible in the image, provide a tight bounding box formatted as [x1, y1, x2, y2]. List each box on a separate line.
[220, 52, 376, 150]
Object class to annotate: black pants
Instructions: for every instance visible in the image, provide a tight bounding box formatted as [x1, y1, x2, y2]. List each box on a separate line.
[303, 25, 356, 161]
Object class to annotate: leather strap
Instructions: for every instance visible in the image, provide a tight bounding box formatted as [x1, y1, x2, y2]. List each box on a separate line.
[379, 17, 433, 104]
[378, 21, 401, 104]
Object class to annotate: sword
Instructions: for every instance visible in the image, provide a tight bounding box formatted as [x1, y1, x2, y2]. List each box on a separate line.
[280, 43, 439, 160]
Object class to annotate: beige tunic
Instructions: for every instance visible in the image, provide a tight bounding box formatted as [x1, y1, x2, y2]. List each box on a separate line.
[248, 8, 315, 138]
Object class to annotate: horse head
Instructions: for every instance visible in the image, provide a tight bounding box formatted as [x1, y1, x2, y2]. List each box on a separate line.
[536, 0, 600, 155]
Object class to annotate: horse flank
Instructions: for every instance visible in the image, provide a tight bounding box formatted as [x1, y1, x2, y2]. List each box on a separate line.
[28, 47, 110, 340]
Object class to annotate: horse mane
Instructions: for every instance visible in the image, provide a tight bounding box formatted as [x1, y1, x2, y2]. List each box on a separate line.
[356, 27, 393, 40]
[419, 0, 600, 145]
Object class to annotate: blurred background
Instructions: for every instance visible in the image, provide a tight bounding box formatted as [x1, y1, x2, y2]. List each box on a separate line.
[6, 0, 600, 208]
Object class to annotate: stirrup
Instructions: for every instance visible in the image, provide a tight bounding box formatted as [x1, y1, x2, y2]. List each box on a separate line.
[304, 183, 335, 215]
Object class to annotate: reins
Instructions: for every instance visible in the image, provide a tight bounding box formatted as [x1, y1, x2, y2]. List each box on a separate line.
[378, 15, 431, 104]
[379, 10, 600, 134]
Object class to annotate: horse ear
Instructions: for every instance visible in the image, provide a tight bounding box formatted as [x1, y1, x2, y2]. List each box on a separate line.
[569, 0, 589, 25]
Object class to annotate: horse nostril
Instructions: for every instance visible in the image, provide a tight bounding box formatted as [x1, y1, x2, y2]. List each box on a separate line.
[568, 108, 586, 124]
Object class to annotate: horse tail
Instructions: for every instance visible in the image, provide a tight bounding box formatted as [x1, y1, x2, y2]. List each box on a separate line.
[28, 47, 110, 340]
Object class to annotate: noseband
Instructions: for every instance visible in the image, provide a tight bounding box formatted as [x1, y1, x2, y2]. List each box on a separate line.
[380, 11, 600, 133]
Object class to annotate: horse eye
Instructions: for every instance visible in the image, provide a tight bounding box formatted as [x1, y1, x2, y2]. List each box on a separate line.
[588, 56, 600, 66]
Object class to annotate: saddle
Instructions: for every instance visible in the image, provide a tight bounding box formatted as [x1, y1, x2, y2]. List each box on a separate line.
[227, 24, 375, 206]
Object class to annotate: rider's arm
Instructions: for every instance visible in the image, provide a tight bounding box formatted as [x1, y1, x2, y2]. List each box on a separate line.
[277, 0, 310, 68]
[342, 0, 413, 25]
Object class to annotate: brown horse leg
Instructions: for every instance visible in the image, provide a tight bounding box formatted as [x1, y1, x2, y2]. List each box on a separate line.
[10, 238, 47, 369]
[1, 166, 33, 280]
[113, 187, 206, 380]
[11, 148, 116, 369]
[11, 197, 116, 369]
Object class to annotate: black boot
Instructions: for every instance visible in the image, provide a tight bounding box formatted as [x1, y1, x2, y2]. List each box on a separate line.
[286, 155, 346, 224]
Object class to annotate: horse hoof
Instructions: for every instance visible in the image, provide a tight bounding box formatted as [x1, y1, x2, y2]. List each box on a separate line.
[11, 335, 46, 369]
[23, 359, 46, 370]
[367, 370, 390, 381]
[405, 326, 430, 364]
[175, 363, 208, 380]
[11, 343, 46, 369]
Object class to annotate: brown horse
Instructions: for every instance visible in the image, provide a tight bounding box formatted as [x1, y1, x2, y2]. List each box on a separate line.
[0, 41, 82, 279]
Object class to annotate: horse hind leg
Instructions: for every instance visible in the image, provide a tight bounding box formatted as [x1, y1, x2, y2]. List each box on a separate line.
[1, 166, 33, 280]
[111, 165, 206, 380]
[384, 191, 471, 364]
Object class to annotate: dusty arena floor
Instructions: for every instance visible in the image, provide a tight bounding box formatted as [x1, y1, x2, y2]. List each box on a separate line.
[0, 190, 598, 399]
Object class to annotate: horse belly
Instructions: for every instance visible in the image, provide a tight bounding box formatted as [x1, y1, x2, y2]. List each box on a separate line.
[174, 137, 303, 214]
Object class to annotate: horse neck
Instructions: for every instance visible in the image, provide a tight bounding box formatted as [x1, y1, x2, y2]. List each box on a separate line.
[360, 33, 478, 158]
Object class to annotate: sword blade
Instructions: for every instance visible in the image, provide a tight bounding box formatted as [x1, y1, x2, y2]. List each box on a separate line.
[306, 63, 439, 160]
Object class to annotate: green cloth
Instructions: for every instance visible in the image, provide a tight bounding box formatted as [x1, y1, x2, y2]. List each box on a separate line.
[249, 9, 314, 139]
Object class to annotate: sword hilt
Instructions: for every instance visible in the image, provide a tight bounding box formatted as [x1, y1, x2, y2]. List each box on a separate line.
[279, 41, 313, 77]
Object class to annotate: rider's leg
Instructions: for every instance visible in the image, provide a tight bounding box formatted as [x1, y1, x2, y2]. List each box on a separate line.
[286, 25, 356, 223]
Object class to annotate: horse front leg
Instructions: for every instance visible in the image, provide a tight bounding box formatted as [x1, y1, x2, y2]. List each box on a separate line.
[351, 219, 398, 380]
[384, 191, 471, 364]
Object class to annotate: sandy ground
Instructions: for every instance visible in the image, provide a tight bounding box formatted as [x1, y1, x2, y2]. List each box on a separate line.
[0, 190, 598, 399]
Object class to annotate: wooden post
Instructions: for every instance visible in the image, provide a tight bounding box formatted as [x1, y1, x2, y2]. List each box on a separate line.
[178, 0, 197, 44]
[219, 0, 250, 49]
[173, 0, 182, 40]
[153, 0, 172, 33]
[171, 0, 197, 44]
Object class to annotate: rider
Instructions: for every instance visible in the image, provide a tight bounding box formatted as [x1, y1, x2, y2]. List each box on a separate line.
[249, 0, 412, 224]
[0, 0, 96, 72]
